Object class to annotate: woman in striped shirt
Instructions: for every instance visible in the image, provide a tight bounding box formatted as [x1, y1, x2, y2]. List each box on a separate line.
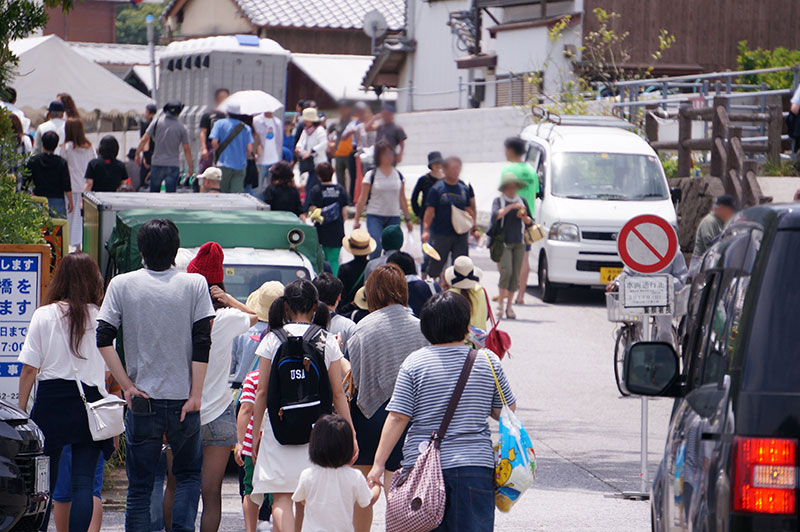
[367, 291, 517, 532]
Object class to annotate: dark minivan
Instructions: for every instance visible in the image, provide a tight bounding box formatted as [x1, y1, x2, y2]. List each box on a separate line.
[0, 398, 48, 531]
[624, 204, 800, 531]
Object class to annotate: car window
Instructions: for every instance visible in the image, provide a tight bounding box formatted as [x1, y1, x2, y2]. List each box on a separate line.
[687, 274, 721, 388]
[527, 144, 545, 190]
[742, 230, 800, 393]
[224, 264, 311, 303]
[550, 152, 667, 200]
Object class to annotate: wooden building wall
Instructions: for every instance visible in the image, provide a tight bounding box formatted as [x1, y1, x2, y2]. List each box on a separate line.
[583, 0, 800, 73]
[44, 0, 117, 43]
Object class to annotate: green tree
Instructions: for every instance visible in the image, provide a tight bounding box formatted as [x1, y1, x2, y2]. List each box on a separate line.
[116, 2, 165, 45]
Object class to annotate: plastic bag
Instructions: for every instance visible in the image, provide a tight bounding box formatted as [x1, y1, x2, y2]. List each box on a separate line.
[402, 230, 424, 262]
[484, 351, 535, 512]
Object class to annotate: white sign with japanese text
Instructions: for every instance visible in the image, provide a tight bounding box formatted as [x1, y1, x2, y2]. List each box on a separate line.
[0, 253, 41, 403]
[621, 274, 673, 315]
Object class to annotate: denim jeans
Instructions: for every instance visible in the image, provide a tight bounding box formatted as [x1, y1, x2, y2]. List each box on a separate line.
[432, 466, 495, 532]
[366, 214, 401, 259]
[125, 399, 202, 532]
[47, 197, 67, 218]
[148, 447, 169, 531]
[149, 165, 180, 192]
[41, 441, 101, 531]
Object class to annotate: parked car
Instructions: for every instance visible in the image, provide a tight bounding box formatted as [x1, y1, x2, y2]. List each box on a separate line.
[623, 203, 800, 531]
[520, 114, 679, 302]
[0, 399, 48, 532]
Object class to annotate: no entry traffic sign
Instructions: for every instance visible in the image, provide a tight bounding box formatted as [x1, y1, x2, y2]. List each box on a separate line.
[617, 215, 678, 274]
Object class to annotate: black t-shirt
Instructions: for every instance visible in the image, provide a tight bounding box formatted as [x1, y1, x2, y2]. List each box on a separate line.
[85, 158, 127, 192]
[376, 122, 407, 150]
[337, 256, 369, 306]
[307, 183, 349, 247]
[264, 184, 303, 216]
[200, 112, 225, 145]
[25, 153, 71, 197]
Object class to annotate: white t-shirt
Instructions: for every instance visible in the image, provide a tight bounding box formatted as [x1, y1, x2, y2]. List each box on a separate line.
[365, 167, 403, 217]
[33, 118, 66, 154]
[200, 307, 252, 425]
[792, 85, 800, 106]
[18, 303, 107, 391]
[254, 114, 282, 166]
[59, 141, 96, 192]
[292, 465, 373, 532]
[254, 323, 343, 366]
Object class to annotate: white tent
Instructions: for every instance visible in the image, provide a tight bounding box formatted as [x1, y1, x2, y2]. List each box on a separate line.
[9, 35, 152, 121]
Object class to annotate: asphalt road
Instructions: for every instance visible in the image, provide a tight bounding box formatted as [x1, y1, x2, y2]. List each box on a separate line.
[91, 248, 673, 532]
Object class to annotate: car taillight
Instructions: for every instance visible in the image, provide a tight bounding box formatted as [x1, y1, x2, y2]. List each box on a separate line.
[733, 436, 797, 514]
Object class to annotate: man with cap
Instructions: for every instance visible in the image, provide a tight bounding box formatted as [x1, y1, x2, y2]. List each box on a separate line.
[198, 167, 222, 193]
[209, 103, 254, 194]
[371, 103, 407, 163]
[691, 194, 738, 270]
[337, 228, 377, 308]
[136, 101, 192, 193]
[33, 100, 66, 154]
[363, 224, 404, 280]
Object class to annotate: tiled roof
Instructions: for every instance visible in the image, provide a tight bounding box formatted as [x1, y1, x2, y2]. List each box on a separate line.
[233, 0, 405, 30]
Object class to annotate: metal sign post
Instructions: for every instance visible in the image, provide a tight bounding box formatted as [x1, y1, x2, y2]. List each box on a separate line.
[615, 214, 678, 501]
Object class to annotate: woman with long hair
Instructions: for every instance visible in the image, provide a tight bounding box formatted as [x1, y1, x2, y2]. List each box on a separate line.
[353, 140, 413, 259]
[9, 113, 31, 188]
[347, 264, 429, 532]
[263, 160, 305, 219]
[249, 280, 356, 532]
[57, 92, 81, 120]
[17, 252, 114, 531]
[59, 118, 95, 249]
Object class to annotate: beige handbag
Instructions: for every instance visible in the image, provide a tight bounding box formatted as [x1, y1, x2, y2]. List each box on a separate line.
[451, 205, 474, 235]
[524, 224, 545, 245]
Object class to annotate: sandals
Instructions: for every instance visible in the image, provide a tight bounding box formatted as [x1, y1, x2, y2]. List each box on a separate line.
[505, 308, 517, 320]
[495, 305, 505, 319]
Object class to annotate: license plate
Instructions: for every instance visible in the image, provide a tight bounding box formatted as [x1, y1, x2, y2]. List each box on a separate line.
[35, 456, 49, 494]
[600, 267, 623, 284]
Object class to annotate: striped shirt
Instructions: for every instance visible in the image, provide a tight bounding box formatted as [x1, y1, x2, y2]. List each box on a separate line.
[240, 370, 259, 457]
[387, 346, 515, 470]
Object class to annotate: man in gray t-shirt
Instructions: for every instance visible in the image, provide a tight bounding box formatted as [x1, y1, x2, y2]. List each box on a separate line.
[135, 101, 192, 193]
[96, 219, 214, 532]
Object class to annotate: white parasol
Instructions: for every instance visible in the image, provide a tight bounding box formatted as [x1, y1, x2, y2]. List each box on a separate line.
[217, 90, 283, 116]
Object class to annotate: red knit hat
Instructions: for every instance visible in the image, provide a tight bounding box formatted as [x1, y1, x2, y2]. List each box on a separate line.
[187, 242, 224, 284]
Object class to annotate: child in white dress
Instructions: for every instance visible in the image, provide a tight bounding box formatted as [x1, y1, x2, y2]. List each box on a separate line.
[292, 415, 380, 532]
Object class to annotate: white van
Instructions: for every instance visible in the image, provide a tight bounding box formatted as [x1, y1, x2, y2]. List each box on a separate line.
[520, 116, 677, 302]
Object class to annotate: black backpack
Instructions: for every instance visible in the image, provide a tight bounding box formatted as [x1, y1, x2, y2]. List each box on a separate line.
[267, 325, 332, 445]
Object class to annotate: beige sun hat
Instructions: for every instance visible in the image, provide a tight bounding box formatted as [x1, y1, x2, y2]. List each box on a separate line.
[301, 107, 320, 123]
[445, 256, 484, 290]
[246, 281, 284, 322]
[353, 286, 368, 310]
[342, 229, 377, 256]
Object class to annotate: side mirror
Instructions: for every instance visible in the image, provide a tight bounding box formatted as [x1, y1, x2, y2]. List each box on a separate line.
[670, 187, 683, 203]
[623, 342, 680, 396]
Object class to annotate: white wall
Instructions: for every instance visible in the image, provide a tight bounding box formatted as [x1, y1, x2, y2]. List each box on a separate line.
[394, 106, 529, 224]
[398, 0, 472, 112]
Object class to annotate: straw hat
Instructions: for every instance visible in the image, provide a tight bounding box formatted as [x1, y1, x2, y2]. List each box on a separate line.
[445, 256, 483, 290]
[342, 229, 377, 256]
[353, 286, 368, 310]
[498, 168, 526, 191]
[246, 281, 284, 322]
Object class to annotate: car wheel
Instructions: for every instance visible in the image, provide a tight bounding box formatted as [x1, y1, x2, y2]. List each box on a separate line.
[538, 253, 558, 303]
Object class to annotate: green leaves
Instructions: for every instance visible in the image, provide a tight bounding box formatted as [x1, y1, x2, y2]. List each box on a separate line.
[736, 41, 800, 89]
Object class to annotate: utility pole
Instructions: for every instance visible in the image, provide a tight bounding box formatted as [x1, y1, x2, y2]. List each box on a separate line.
[146, 14, 157, 105]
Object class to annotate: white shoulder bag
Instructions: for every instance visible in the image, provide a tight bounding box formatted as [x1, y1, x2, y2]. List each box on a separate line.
[72, 363, 126, 441]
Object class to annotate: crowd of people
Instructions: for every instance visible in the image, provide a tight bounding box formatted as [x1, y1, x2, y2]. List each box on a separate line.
[8, 87, 545, 532]
[17, 218, 516, 532]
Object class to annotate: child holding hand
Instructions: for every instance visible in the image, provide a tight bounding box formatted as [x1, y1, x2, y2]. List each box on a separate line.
[292, 414, 380, 532]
